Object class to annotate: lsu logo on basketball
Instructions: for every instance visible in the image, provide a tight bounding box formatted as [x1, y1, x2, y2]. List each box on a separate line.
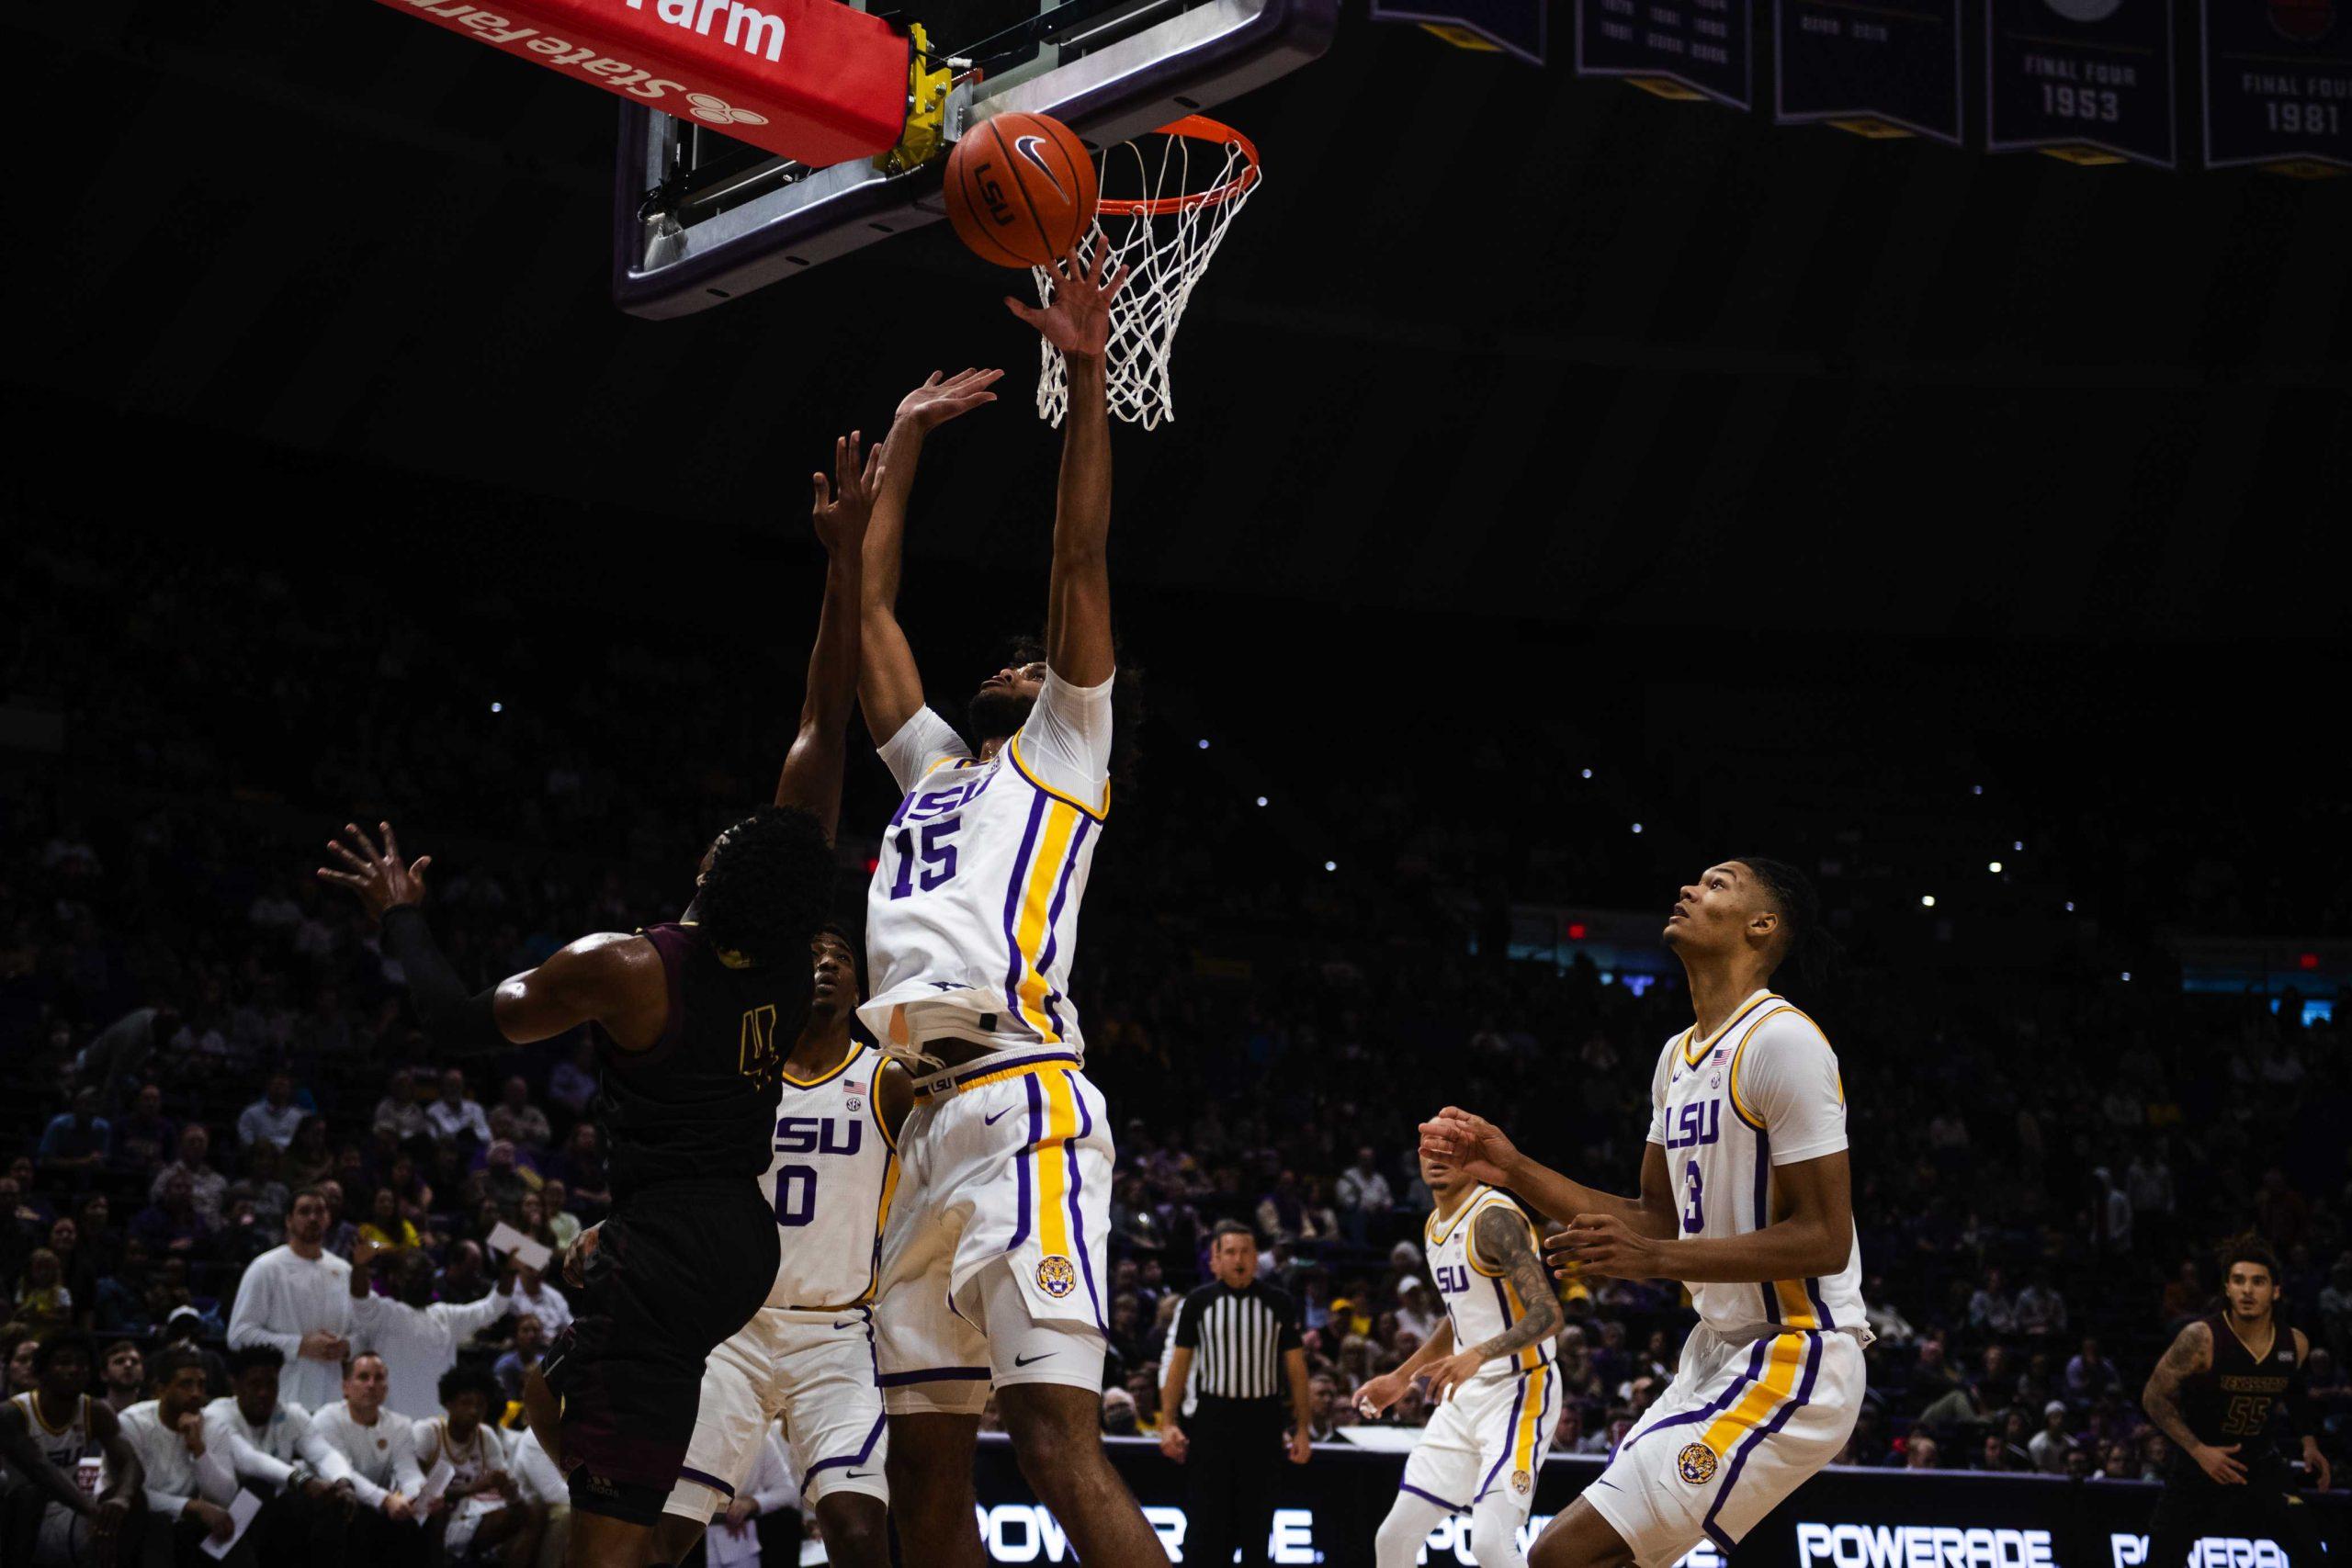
[1036, 1254, 1078, 1298]
[978, 166, 1015, 226]
[1677, 1441, 1719, 1484]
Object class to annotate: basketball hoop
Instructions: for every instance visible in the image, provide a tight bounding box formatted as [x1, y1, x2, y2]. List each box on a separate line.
[1033, 116, 1262, 430]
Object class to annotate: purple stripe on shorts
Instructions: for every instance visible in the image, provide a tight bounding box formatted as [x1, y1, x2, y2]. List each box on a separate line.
[1065, 1071, 1104, 1331]
[800, 1413, 888, 1490]
[1619, 1337, 1771, 1457]
[999, 792, 1049, 1032]
[876, 1366, 990, 1388]
[676, 1465, 735, 1498]
[1007, 1073, 1046, 1253]
[1700, 1331, 1824, 1545]
[1474, 1376, 1529, 1501]
[1399, 1482, 1469, 1516]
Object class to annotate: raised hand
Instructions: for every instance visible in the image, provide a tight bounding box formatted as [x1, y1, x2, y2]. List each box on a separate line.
[811, 431, 885, 558]
[318, 821, 431, 920]
[1005, 243, 1130, 361]
[1418, 1108, 1517, 1189]
[896, 367, 1004, 433]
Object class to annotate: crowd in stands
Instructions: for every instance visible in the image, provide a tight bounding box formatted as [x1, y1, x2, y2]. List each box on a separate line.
[1, 536, 2346, 1561]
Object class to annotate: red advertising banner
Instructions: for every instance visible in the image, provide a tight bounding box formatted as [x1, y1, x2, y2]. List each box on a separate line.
[372, 0, 910, 167]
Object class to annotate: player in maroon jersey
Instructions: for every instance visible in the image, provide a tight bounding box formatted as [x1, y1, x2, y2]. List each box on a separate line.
[318, 432, 883, 1567]
[2138, 1235, 2330, 1565]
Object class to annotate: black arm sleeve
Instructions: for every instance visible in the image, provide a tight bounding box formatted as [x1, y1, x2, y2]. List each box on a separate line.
[1274, 1290, 1304, 1353]
[1174, 1289, 1204, 1351]
[380, 906, 507, 1048]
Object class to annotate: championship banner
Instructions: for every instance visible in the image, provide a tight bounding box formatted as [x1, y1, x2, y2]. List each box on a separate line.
[1775, 0, 1963, 142]
[1985, 0, 2177, 166]
[2201, 0, 2352, 171]
[1576, 0, 1750, 108]
[1372, 0, 1546, 64]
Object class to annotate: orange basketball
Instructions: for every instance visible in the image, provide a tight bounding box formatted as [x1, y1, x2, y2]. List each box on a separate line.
[943, 112, 1099, 268]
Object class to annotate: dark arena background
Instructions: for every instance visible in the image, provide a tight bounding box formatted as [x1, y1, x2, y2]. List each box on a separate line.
[5, 0, 2351, 1562]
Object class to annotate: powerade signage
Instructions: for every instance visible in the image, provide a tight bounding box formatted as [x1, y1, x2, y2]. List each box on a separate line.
[967, 1440, 2349, 1565]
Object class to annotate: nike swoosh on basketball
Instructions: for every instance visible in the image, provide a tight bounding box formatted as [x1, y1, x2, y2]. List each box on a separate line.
[984, 1104, 1019, 1125]
[1013, 1351, 1056, 1367]
[1012, 135, 1070, 200]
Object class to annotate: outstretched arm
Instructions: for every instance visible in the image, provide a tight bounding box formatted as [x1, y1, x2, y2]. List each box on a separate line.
[775, 431, 883, 837]
[1007, 247, 1127, 686]
[861, 370, 1002, 745]
[318, 822, 668, 1052]
[1419, 1109, 1679, 1237]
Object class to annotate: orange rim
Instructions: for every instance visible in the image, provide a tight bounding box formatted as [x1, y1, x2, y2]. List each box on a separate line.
[1095, 115, 1261, 217]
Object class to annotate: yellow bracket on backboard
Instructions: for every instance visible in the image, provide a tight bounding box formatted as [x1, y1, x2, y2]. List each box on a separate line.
[879, 22, 959, 175]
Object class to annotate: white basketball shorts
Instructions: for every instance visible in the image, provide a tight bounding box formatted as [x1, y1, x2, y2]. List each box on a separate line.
[1402, 1361, 1559, 1521]
[876, 1050, 1113, 1416]
[1584, 1324, 1864, 1567]
[663, 1308, 888, 1521]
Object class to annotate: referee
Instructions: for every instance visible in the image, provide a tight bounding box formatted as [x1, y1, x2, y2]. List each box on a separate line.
[1159, 1221, 1312, 1568]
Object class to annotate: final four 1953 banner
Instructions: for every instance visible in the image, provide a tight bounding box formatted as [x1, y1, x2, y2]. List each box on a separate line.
[1987, 0, 2177, 165]
[1577, 0, 1750, 107]
[1776, 0, 1963, 143]
[2201, 0, 2352, 171]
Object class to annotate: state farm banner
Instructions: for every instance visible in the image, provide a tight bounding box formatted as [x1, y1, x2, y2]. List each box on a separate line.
[371, 0, 909, 166]
[1577, 0, 1751, 108]
[1986, 0, 2178, 166]
[1775, 0, 1963, 143]
[2201, 0, 2352, 170]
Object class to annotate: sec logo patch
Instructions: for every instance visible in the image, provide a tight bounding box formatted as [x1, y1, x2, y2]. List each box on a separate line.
[1037, 1255, 1078, 1298]
[1510, 1469, 1532, 1495]
[1677, 1442, 1719, 1484]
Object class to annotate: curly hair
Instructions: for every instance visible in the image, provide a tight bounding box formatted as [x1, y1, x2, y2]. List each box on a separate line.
[696, 805, 835, 969]
[436, 1361, 505, 1412]
[2217, 1232, 2280, 1284]
[225, 1341, 286, 1377]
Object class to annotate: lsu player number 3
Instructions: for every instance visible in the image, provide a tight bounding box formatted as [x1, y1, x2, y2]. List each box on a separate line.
[853, 248, 1166, 1568]
[1423, 858, 1870, 1568]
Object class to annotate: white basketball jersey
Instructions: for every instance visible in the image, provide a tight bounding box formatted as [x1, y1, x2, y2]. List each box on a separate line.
[424, 1418, 503, 1494]
[1648, 990, 1867, 1337]
[10, 1393, 95, 1479]
[860, 687, 1110, 1064]
[761, 1041, 900, 1311]
[1426, 1186, 1555, 1381]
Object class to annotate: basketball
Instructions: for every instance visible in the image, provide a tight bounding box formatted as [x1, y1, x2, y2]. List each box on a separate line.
[943, 111, 1098, 268]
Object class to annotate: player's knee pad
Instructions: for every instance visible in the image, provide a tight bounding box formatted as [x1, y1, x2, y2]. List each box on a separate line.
[1469, 1495, 1526, 1568]
[1375, 1494, 1452, 1568]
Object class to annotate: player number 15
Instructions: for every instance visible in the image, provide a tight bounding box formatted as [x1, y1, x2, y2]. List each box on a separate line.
[888, 818, 960, 898]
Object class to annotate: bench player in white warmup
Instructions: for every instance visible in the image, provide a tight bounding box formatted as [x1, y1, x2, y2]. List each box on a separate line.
[854, 246, 1164, 1568]
[647, 926, 910, 1568]
[1356, 1150, 1565, 1568]
[1423, 857, 1868, 1568]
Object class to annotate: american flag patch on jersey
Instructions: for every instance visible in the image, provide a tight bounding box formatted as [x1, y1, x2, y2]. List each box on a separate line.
[843, 1078, 868, 1095]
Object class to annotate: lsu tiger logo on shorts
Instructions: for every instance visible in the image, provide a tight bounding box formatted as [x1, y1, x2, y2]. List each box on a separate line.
[1036, 1255, 1078, 1298]
[1510, 1469, 1532, 1495]
[1676, 1441, 1718, 1484]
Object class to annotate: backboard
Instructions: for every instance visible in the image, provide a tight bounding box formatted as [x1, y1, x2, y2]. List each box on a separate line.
[611, 0, 1336, 317]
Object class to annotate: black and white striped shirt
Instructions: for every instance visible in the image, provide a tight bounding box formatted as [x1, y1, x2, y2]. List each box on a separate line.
[1173, 1280, 1303, 1401]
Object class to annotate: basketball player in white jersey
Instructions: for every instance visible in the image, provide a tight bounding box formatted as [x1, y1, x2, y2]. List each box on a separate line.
[1422, 857, 1868, 1568]
[854, 245, 1162, 1568]
[0, 1336, 142, 1565]
[647, 926, 910, 1568]
[1356, 1150, 1564, 1568]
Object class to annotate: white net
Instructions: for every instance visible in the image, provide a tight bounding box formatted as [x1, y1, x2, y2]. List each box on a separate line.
[1033, 119, 1261, 430]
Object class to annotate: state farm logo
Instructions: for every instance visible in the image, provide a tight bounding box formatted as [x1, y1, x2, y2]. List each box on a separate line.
[684, 93, 769, 126]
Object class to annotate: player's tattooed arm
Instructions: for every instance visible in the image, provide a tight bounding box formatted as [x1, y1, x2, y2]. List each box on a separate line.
[2143, 1321, 2242, 1483]
[776, 432, 880, 837]
[1468, 1210, 1564, 1364]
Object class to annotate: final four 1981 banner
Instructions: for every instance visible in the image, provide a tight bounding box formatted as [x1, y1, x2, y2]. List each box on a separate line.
[1987, 0, 2177, 165]
[2202, 0, 2352, 171]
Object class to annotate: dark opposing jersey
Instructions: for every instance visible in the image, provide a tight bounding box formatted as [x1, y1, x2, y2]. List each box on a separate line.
[2176, 1313, 2301, 1473]
[596, 921, 809, 1199]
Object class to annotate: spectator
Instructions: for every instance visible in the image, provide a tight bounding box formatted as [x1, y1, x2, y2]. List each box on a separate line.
[538, 1181, 582, 1256]
[110, 1083, 176, 1173]
[3, 1332, 38, 1399]
[204, 1342, 359, 1558]
[697, 1424, 794, 1568]
[2064, 1336, 2120, 1404]
[75, 1194, 123, 1281]
[2093, 1438, 2136, 1481]
[1905, 1435, 1940, 1471]
[425, 1071, 492, 1147]
[2014, 1268, 2068, 1339]
[36, 1088, 112, 1177]
[133, 1170, 214, 1261]
[2090, 1167, 2132, 1254]
[100, 1339, 146, 1415]
[161, 1307, 233, 1404]
[372, 1067, 431, 1145]
[493, 1313, 550, 1399]
[151, 1126, 229, 1229]
[1334, 1147, 1394, 1244]
[2126, 1146, 2176, 1222]
[226, 1187, 354, 1414]
[436, 1241, 493, 1306]
[345, 1237, 516, 1419]
[2029, 1400, 2076, 1474]
[357, 1187, 421, 1252]
[547, 1041, 598, 1121]
[1394, 1277, 1442, 1346]
[118, 1344, 240, 1553]
[546, 1125, 609, 1215]
[14, 1247, 74, 1331]
[488, 1077, 552, 1150]
[236, 1072, 305, 1149]
[479, 1140, 538, 1220]
[1968, 1266, 2018, 1337]
[311, 1350, 429, 1540]
[316, 1179, 361, 1260]
[283, 1117, 335, 1190]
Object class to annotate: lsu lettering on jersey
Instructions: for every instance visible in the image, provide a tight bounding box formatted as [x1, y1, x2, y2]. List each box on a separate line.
[861, 671, 1113, 1063]
[760, 1041, 900, 1310]
[1647, 990, 1866, 1337]
[1425, 1187, 1555, 1382]
[9, 1393, 95, 1478]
